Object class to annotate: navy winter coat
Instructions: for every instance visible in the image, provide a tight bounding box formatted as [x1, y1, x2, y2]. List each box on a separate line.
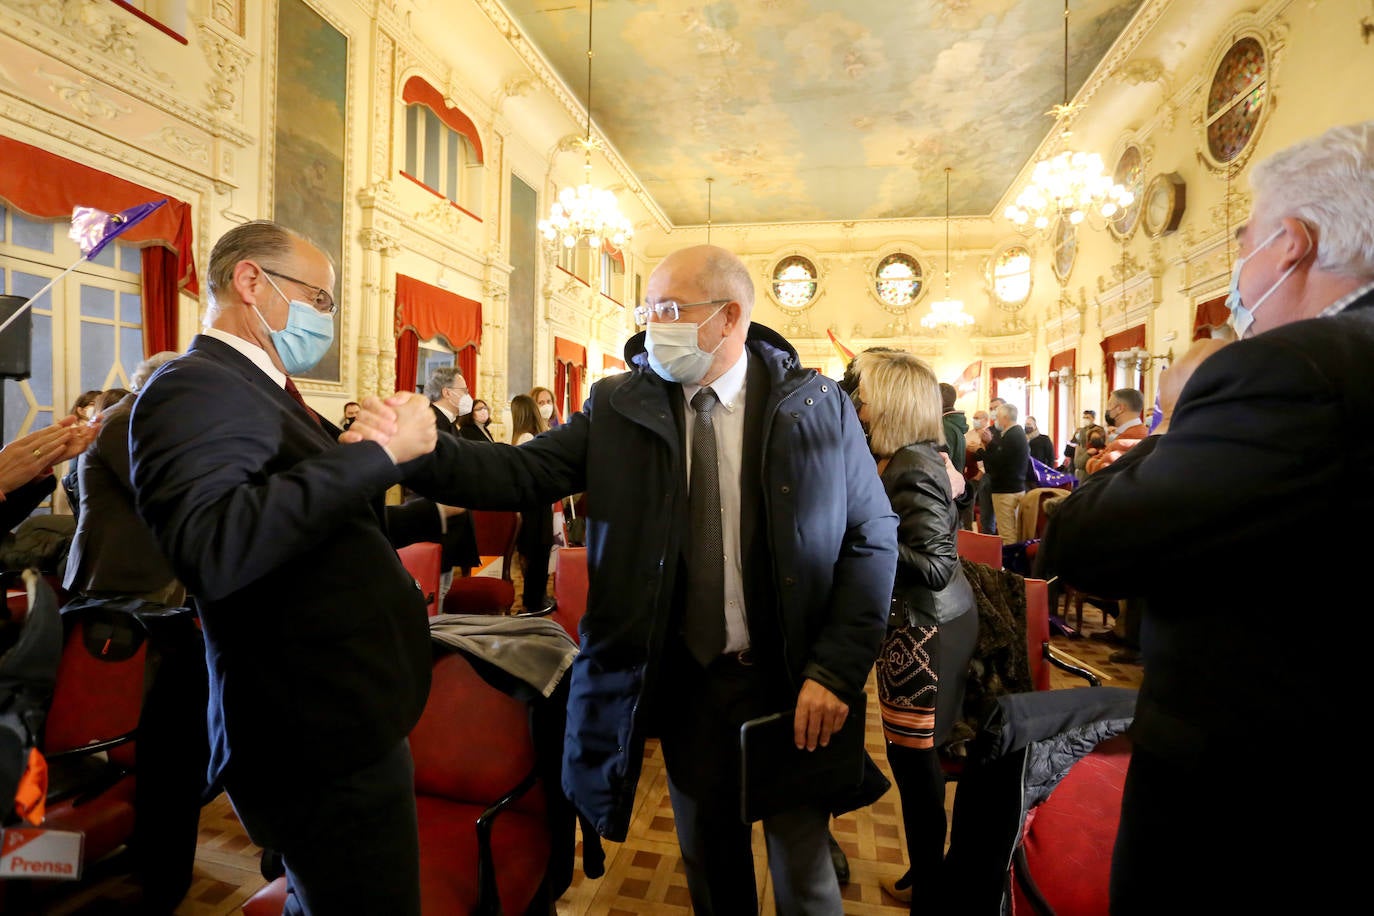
[409, 324, 897, 840]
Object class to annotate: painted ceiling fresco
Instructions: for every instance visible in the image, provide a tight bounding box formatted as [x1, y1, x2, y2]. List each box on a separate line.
[501, 0, 1147, 225]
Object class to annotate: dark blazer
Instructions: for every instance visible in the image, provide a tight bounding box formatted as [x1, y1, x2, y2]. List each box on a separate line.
[130, 335, 440, 790]
[0, 475, 56, 532]
[430, 403, 456, 436]
[63, 394, 179, 597]
[458, 422, 495, 443]
[979, 424, 1030, 493]
[1038, 291, 1374, 779]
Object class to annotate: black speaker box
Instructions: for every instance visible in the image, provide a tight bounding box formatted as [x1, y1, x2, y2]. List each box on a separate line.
[0, 294, 33, 380]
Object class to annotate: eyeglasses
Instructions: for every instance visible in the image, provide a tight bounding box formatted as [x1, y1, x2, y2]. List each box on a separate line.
[632, 298, 730, 325]
[262, 268, 337, 315]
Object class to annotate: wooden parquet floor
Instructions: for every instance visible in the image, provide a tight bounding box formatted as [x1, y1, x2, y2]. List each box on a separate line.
[11, 564, 1140, 915]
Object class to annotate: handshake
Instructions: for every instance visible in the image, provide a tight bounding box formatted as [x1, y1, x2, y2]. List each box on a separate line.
[339, 391, 438, 464]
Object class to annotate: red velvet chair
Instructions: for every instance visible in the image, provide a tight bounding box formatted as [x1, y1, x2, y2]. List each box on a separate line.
[549, 546, 588, 645]
[411, 650, 552, 914]
[956, 528, 1003, 568]
[443, 511, 522, 615]
[240, 651, 554, 915]
[38, 607, 146, 867]
[1011, 733, 1132, 915]
[398, 541, 443, 616]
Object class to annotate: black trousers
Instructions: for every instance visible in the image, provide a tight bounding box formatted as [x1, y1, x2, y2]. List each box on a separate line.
[226, 740, 420, 916]
[658, 649, 840, 915]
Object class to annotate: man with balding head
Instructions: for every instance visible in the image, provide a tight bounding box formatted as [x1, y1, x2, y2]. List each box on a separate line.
[349, 244, 897, 911]
[1038, 121, 1374, 912]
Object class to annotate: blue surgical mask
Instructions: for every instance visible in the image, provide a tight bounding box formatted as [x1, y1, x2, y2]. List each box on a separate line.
[644, 303, 727, 384]
[258, 275, 335, 375]
[1226, 225, 1309, 339]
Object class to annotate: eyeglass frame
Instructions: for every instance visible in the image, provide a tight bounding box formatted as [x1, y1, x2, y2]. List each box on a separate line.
[632, 298, 731, 326]
[261, 267, 338, 315]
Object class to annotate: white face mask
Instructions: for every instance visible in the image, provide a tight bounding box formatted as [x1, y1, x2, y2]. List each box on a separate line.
[1226, 224, 1310, 339]
[644, 303, 727, 384]
[537, 402, 554, 420]
[455, 393, 473, 416]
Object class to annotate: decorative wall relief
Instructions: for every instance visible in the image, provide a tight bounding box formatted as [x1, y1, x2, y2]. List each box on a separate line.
[272, 0, 348, 383]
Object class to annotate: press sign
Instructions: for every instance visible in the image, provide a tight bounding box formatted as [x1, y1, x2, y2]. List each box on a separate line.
[0, 827, 84, 879]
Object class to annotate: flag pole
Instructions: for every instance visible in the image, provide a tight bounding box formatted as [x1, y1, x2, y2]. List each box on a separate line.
[0, 263, 84, 337]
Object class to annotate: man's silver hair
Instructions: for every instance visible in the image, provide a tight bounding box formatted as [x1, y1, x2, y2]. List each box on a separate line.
[1250, 121, 1374, 280]
[131, 350, 180, 392]
[424, 365, 461, 402]
[996, 402, 1018, 423]
[698, 249, 755, 317]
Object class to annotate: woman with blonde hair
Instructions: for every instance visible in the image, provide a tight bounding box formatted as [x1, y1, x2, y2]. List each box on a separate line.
[852, 349, 977, 910]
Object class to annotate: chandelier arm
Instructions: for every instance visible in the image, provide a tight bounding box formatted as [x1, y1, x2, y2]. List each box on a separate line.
[585, 0, 594, 146]
[1062, 0, 1070, 109]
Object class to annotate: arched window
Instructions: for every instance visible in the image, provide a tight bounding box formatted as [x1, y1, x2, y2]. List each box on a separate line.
[873, 253, 923, 309]
[401, 77, 485, 217]
[771, 255, 818, 309]
[990, 245, 1032, 310]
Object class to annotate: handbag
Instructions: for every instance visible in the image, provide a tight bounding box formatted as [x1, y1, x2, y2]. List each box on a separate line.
[892, 561, 975, 626]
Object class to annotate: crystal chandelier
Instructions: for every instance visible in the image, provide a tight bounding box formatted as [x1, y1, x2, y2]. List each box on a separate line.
[538, 1, 633, 249]
[922, 168, 975, 330]
[1003, 0, 1133, 233]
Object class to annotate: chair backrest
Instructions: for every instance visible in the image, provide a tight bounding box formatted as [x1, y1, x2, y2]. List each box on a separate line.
[410, 651, 544, 816]
[957, 529, 1003, 568]
[1025, 577, 1052, 692]
[551, 547, 588, 645]
[469, 511, 521, 583]
[44, 607, 148, 767]
[1011, 733, 1132, 915]
[398, 541, 443, 616]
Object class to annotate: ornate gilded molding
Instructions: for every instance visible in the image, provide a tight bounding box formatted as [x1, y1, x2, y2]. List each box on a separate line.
[39, 67, 132, 120]
[195, 20, 252, 119]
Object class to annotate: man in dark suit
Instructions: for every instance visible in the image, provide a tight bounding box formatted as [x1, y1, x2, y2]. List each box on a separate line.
[130, 220, 443, 915]
[422, 366, 469, 435]
[1038, 121, 1374, 913]
[348, 244, 897, 912]
[418, 366, 479, 588]
[972, 402, 1029, 544]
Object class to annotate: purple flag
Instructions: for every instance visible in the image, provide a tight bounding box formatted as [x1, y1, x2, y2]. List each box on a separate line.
[1147, 392, 1164, 434]
[69, 199, 166, 260]
[1031, 456, 1076, 490]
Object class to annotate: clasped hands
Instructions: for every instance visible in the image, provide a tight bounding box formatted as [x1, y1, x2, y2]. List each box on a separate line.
[338, 391, 437, 463]
[0, 414, 100, 496]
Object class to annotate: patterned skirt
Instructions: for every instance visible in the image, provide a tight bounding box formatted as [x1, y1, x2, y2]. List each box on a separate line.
[877, 621, 940, 749]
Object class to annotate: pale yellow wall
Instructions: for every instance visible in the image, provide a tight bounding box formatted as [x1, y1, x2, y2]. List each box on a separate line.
[3, 0, 1370, 442]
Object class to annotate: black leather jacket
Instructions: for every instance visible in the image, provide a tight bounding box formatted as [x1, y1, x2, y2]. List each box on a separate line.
[880, 441, 974, 626]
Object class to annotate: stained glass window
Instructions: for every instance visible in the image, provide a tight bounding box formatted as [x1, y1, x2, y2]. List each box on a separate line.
[873, 253, 922, 308]
[992, 246, 1032, 308]
[1206, 37, 1267, 164]
[1110, 145, 1144, 239]
[771, 255, 817, 309]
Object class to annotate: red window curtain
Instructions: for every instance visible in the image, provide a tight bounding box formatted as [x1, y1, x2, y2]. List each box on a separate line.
[395, 328, 419, 393]
[1192, 295, 1231, 340]
[1100, 326, 1146, 387]
[603, 355, 625, 371]
[401, 77, 484, 163]
[1048, 348, 1076, 450]
[989, 365, 1029, 399]
[394, 274, 482, 392]
[553, 337, 587, 420]
[456, 345, 476, 397]
[0, 136, 198, 355]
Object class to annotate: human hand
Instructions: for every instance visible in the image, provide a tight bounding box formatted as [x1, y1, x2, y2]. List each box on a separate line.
[793, 679, 849, 751]
[378, 391, 437, 463]
[0, 416, 93, 494]
[978, 426, 993, 444]
[942, 451, 966, 498]
[339, 394, 402, 446]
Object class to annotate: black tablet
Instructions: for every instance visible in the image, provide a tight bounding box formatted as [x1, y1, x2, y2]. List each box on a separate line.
[738, 693, 866, 824]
